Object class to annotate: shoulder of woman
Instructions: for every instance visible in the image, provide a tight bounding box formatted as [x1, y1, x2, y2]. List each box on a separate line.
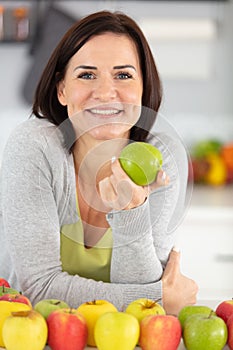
[147, 132, 188, 160]
[5, 118, 65, 152]
[2, 118, 71, 172]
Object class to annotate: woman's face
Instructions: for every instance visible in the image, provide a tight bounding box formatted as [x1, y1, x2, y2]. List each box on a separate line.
[57, 32, 143, 140]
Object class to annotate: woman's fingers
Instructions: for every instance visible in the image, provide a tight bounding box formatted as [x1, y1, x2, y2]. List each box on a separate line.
[162, 248, 199, 315]
[99, 159, 148, 210]
[99, 161, 170, 211]
[148, 170, 170, 193]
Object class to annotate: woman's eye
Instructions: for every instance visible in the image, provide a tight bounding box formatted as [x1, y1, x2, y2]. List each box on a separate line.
[78, 72, 95, 80]
[117, 72, 132, 79]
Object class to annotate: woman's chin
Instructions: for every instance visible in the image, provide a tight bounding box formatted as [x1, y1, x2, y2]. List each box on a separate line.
[86, 124, 131, 140]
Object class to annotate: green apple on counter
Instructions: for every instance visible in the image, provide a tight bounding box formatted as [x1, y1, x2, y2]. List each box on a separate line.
[139, 314, 182, 350]
[125, 298, 165, 323]
[47, 308, 88, 350]
[77, 299, 118, 346]
[178, 304, 214, 330]
[94, 311, 139, 350]
[34, 298, 70, 319]
[119, 142, 163, 186]
[2, 309, 47, 350]
[0, 285, 19, 296]
[183, 312, 228, 350]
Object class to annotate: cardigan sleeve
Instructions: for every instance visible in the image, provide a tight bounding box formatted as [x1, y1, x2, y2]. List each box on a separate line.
[107, 132, 189, 282]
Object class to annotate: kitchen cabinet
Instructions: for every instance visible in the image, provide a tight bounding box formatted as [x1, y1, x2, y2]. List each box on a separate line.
[176, 185, 233, 302]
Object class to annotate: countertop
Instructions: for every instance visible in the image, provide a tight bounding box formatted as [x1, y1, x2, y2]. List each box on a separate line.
[189, 184, 233, 208]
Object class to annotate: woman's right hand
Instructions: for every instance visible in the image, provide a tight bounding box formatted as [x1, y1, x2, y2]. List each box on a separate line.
[162, 248, 199, 316]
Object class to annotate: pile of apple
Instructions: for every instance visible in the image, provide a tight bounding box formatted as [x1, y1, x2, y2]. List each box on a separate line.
[188, 139, 233, 186]
[0, 277, 232, 350]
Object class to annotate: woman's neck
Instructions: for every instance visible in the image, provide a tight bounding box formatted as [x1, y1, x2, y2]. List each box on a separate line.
[72, 134, 128, 185]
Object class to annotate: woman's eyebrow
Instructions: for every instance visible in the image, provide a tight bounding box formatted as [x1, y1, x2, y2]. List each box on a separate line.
[113, 65, 136, 71]
[74, 65, 97, 71]
[74, 64, 136, 71]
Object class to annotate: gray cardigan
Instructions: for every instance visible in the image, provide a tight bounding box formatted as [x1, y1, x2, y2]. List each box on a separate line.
[0, 117, 188, 310]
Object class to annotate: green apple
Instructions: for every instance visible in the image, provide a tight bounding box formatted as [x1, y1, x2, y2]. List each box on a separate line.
[125, 298, 165, 323]
[94, 311, 140, 350]
[2, 309, 48, 350]
[119, 142, 163, 186]
[34, 298, 70, 319]
[178, 304, 214, 330]
[0, 286, 19, 296]
[183, 313, 228, 350]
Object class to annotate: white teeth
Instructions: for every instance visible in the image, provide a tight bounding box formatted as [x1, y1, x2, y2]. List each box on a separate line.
[90, 109, 120, 115]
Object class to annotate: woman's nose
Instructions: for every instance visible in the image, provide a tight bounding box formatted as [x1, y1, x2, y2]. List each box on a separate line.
[92, 77, 117, 101]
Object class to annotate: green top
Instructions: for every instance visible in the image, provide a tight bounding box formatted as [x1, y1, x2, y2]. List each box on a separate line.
[60, 197, 112, 282]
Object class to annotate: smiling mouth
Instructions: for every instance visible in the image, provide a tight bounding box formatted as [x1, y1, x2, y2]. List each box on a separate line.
[86, 108, 123, 118]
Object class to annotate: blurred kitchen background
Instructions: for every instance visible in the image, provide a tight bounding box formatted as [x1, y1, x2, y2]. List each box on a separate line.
[0, 0, 232, 303]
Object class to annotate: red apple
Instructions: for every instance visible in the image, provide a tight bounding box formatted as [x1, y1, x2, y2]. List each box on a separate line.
[216, 299, 233, 323]
[227, 313, 233, 350]
[0, 278, 10, 288]
[0, 293, 32, 308]
[47, 308, 88, 350]
[139, 314, 182, 350]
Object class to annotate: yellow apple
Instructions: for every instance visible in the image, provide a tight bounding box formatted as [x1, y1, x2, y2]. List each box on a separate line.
[94, 311, 140, 350]
[77, 299, 118, 346]
[125, 298, 165, 323]
[0, 300, 31, 347]
[2, 309, 48, 350]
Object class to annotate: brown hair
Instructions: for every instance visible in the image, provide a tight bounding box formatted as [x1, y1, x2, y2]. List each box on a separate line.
[32, 10, 162, 143]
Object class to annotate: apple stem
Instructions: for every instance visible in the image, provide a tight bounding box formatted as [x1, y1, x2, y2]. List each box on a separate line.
[11, 310, 30, 317]
[208, 311, 215, 319]
[155, 298, 162, 303]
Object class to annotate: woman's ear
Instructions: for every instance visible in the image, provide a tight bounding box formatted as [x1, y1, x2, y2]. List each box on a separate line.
[57, 80, 67, 106]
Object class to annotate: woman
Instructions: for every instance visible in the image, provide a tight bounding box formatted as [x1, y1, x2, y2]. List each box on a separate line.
[0, 10, 197, 315]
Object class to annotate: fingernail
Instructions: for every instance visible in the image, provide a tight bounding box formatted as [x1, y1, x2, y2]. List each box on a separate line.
[162, 171, 166, 182]
[111, 156, 116, 164]
[172, 245, 180, 253]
